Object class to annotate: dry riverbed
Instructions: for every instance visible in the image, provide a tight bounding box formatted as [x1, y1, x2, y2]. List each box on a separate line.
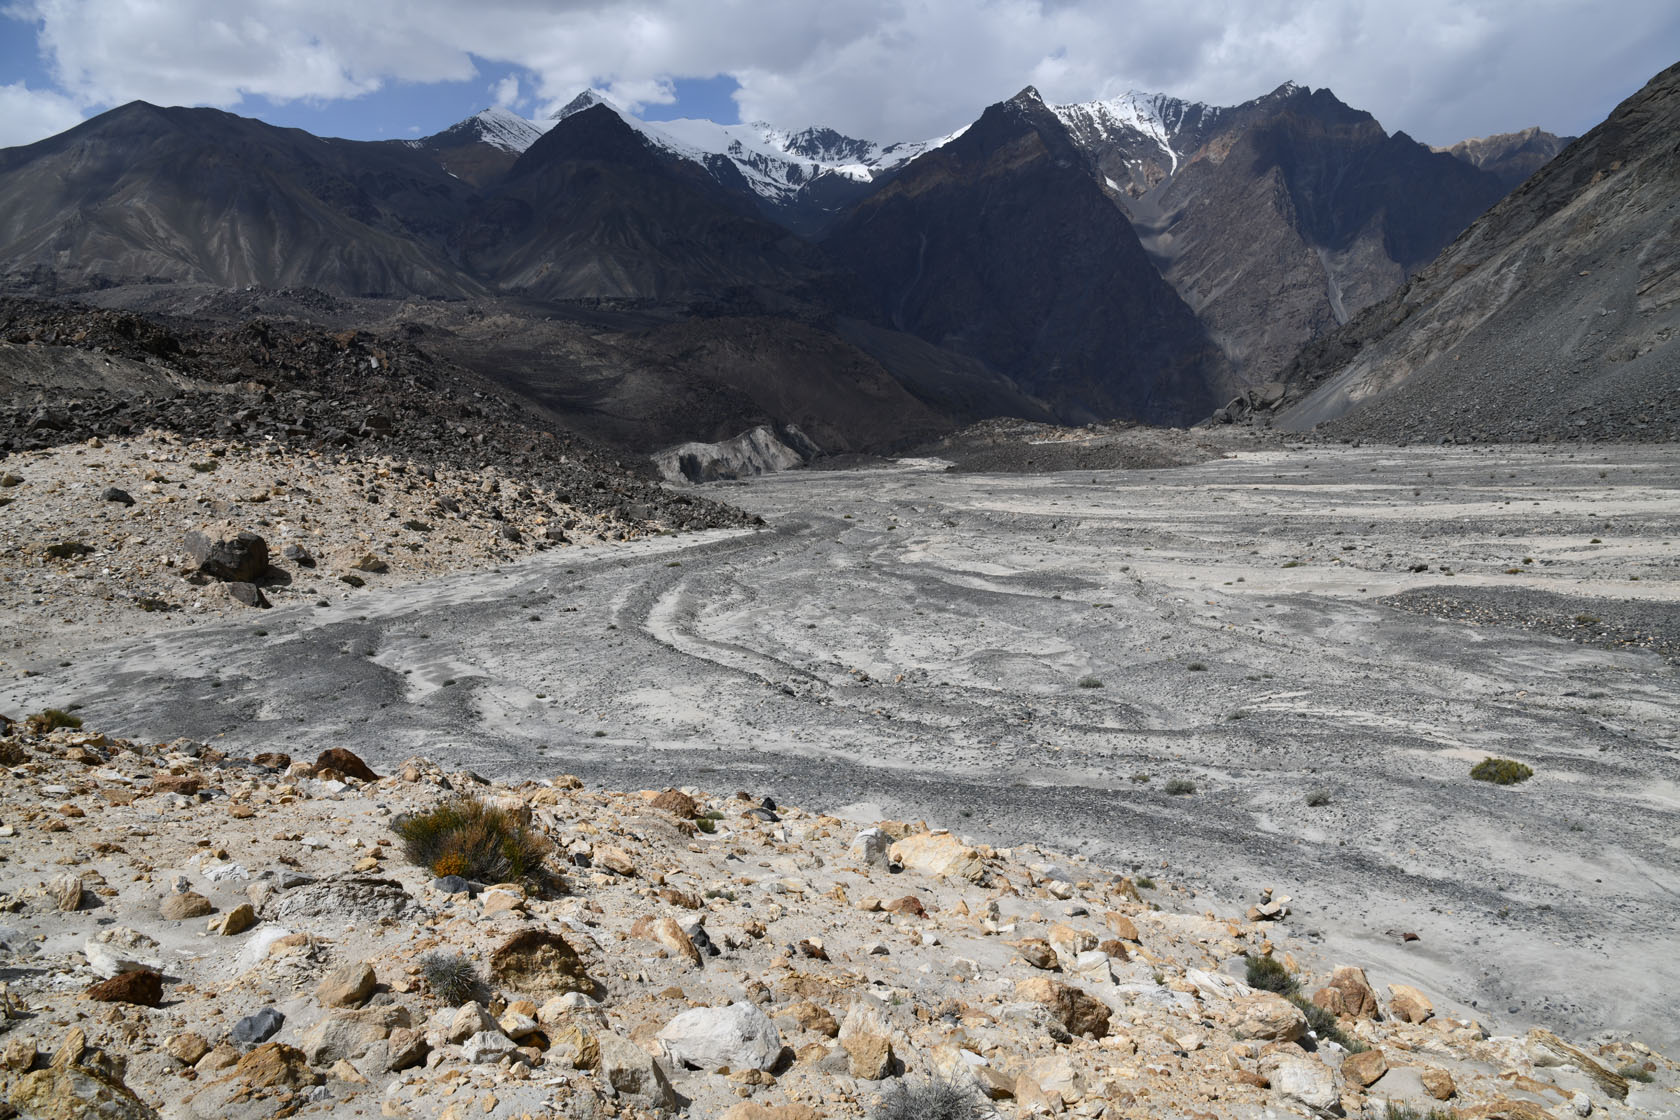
[3, 441, 1678, 1067]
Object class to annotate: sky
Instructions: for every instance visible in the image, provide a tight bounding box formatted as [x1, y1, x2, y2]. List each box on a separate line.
[1, 1, 1677, 151]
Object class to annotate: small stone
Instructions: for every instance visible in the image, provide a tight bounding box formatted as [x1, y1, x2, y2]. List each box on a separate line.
[232, 1042, 321, 1089]
[849, 828, 890, 866]
[1319, 965, 1381, 1019]
[166, 1033, 211, 1065]
[349, 553, 389, 573]
[85, 969, 163, 1007]
[209, 903, 256, 936]
[185, 529, 269, 583]
[786, 1001, 838, 1037]
[447, 1003, 499, 1045]
[318, 961, 377, 1008]
[481, 885, 526, 914]
[160, 892, 213, 920]
[1260, 1053, 1340, 1111]
[842, 1032, 893, 1080]
[329, 1058, 368, 1084]
[101, 487, 135, 506]
[1014, 939, 1059, 970]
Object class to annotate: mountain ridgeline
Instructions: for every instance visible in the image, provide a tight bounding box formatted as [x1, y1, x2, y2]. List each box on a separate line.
[0, 77, 1575, 451]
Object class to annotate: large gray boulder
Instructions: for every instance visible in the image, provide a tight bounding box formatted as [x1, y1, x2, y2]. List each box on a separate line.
[656, 1001, 782, 1072]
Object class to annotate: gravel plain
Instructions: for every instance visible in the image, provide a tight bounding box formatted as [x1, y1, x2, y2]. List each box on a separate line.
[3, 442, 1677, 1051]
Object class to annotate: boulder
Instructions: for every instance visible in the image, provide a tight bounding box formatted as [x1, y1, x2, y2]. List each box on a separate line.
[1387, 983, 1434, 1024]
[1230, 993, 1307, 1042]
[227, 1042, 320, 1090]
[462, 1030, 518, 1064]
[1316, 965, 1381, 1020]
[784, 1001, 838, 1037]
[223, 582, 269, 609]
[83, 939, 160, 980]
[1014, 977, 1111, 1038]
[1528, 1027, 1628, 1100]
[185, 530, 269, 583]
[49, 873, 85, 912]
[1260, 1053, 1340, 1111]
[657, 1002, 782, 1072]
[1047, 923, 1097, 959]
[1419, 1066, 1456, 1100]
[1342, 1047, 1388, 1087]
[230, 1007, 284, 1047]
[631, 915, 702, 966]
[85, 969, 162, 1007]
[208, 903, 256, 936]
[596, 1031, 677, 1110]
[489, 930, 597, 997]
[888, 832, 987, 883]
[650, 789, 697, 818]
[160, 892, 213, 920]
[316, 961, 376, 1008]
[1104, 911, 1140, 941]
[315, 748, 378, 783]
[1014, 939, 1059, 970]
[841, 1031, 894, 1080]
[445, 1003, 499, 1045]
[300, 1009, 401, 1066]
[165, 1034, 211, 1066]
[9, 1065, 158, 1120]
[849, 828, 891, 866]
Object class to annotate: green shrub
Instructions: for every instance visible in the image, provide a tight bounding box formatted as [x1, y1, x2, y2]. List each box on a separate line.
[1164, 778, 1196, 795]
[1186, 662, 1207, 671]
[418, 951, 480, 1005]
[1134, 876, 1156, 890]
[1618, 1064, 1654, 1083]
[1305, 789, 1331, 807]
[27, 708, 83, 732]
[395, 797, 550, 885]
[1245, 955, 1298, 994]
[1289, 992, 1368, 1052]
[1076, 675, 1103, 689]
[1383, 1105, 1454, 1120]
[1471, 757, 1533, 785]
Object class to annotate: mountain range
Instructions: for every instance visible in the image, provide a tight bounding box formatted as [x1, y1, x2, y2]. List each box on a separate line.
[0, 77, 1576, 453]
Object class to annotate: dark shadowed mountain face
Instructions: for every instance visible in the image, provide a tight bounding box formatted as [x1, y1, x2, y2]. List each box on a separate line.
[1438, 127, 1574, 190]
[0, 102, 482, 298]
[824, 89, 1230, 426]
[1276, 61, 1680, 444]
[459, 105, 834, 303]
[1055, 84, 1512, 385]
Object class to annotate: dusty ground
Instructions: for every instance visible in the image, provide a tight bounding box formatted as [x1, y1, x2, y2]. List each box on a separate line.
[3, 442, 1677, 1059]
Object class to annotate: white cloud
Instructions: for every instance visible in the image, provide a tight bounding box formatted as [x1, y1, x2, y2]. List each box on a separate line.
[491, 73, 519, 108]
[0, 81, 84, 147]
[11, 0, 1680, 145]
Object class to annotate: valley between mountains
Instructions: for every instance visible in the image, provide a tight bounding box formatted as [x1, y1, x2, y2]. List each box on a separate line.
[6, 444, 1677, 1058]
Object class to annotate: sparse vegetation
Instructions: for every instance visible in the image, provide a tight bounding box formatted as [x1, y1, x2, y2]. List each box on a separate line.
[1290, 992, 1368, 1052]
[394, 797, 550, 885]
[1245, 955, 1298, 994]
[1618, 1064, 1654, 1083]
[1470, 757, 1533, 785]
[1305, 789, 1331, 807]
[872, 1070, 987, 1120]
[27, 708, 83, 732]
[1076, 675, 1103, 689]
[189, 460, 217, 472]
[1164, 778, 1197, 795]
[418, 951, 481, 1006]
[1383, 1105, 1454, 1120]
[1186, 662, 1207, 671]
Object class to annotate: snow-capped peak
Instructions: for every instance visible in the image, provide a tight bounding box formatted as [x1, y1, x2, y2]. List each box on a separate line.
[437, 92, 962, 207]
[1052, 90, 1207, 173]
[468, 106, 549, 153]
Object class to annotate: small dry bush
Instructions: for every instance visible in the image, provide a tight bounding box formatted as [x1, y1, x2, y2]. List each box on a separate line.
[873, 1071, 989, 1120]
[418, 951, 481, 1005]
[395, 797, 550, 884]
[1470, 757, 1533, 785]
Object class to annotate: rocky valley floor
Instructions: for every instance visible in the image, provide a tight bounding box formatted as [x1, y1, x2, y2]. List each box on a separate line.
[0, 442, 1677, 1119]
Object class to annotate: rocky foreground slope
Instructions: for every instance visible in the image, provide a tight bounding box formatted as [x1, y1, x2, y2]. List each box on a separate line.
[0, 718, 1672, 1120]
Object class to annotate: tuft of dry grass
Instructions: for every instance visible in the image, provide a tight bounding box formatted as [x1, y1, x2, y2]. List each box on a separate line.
[394, 797, 550, 885]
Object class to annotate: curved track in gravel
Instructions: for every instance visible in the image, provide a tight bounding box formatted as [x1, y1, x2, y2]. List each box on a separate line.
[5, 443, 1678, 1049]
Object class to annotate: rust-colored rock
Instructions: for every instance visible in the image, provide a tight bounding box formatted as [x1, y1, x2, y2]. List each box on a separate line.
[1320, 965, 1380, 1019]
[229, 1042, 321, 1089]
[1014, 977, 1110, 1038]
[650, 789, 698, 818]
[1387, 983, 1434, 1024]
[1104, 911, 1140, 941]
[315, 748, 378, 782]
[1420, 1066, 1457, 1100]
[85, 970, 162, 1007]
